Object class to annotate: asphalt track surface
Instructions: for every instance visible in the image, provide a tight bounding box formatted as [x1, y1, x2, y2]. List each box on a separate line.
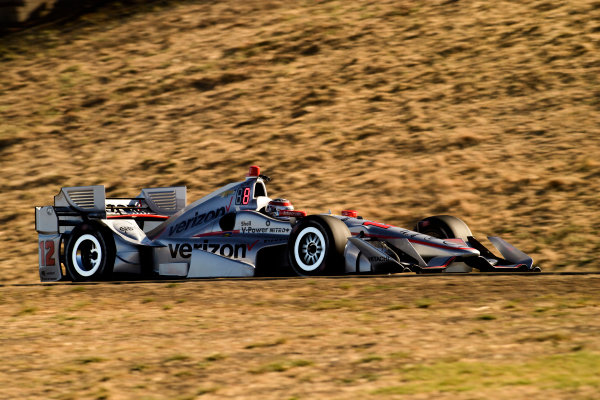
[3, 271, 599, 287]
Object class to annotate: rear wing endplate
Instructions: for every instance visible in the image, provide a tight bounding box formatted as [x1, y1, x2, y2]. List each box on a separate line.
[139, 187, 186, 216]
[55, 185, 106, 216]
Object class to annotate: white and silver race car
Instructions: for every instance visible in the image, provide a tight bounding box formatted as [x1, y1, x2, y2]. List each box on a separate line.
[35, 166, 540, 282]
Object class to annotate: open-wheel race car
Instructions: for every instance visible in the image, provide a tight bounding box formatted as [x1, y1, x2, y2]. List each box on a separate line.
[35, 166, 540, 282]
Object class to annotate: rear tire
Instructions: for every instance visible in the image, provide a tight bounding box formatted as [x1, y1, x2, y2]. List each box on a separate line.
[65, 223, 115, 282]
[288, 216, 350, 276]
[414, 215, 473, 241]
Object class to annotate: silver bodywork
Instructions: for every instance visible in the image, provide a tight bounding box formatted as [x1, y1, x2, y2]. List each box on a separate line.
[35, 174, 292, 281]
[35, 169, 536, 281]
[337, 217, 533, 274]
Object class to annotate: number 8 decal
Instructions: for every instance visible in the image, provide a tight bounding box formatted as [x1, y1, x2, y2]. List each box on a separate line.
[235, 187, 252, 205]
[242, 187, 250, 205]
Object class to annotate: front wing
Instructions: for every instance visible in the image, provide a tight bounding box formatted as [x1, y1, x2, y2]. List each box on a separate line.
[343, 235, 537, 274]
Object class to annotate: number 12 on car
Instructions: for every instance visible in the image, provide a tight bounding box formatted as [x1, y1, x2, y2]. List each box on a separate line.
[38, 236, 59, 267]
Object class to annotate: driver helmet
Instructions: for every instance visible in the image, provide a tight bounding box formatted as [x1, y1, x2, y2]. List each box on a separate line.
[266, 198, 294, 218]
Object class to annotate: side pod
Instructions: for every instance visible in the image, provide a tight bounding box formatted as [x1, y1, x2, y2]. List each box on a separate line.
[187, 249, 255, 278]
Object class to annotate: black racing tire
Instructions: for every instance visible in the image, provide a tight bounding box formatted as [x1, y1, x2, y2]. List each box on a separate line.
[64, 223, 116, 282]
[414, 215, 473, 242]
[287, 215, 350, 276]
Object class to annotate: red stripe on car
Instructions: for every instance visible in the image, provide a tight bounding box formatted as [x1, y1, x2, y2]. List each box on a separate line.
[107, 214, 169, 219]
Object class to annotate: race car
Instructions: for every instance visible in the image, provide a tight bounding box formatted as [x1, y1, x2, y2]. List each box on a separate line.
[35, 166, 540, 282]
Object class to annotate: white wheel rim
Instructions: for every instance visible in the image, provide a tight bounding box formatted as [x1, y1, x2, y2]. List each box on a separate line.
[294, 227, 326, 272]
[71, 234, 102, 277]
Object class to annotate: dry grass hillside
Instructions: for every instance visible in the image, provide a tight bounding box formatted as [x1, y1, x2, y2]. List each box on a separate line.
[1, 275, 599, 399]
[1, 0, 600, 282]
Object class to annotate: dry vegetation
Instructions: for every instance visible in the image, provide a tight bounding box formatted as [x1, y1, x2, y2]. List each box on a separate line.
[0, 275, 599, 399]
[1, 0, 600, 282]
[1, 3, 600, 397]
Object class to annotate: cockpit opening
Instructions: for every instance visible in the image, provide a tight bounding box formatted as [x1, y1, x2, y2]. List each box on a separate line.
[254, 181, 267, 198]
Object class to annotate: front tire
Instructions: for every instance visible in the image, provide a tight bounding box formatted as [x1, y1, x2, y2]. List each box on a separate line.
[65, 224, 115, 281]
[288, 216, 350, 276]
[414, 215, 473, 241]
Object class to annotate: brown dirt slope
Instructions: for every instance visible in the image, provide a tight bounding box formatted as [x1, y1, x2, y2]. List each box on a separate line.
[1, 0, 600, 282]
[1, 275, 599, 399]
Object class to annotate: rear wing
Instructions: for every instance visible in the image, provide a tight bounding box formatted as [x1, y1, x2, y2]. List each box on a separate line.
[35, 185, 187, 233]
[35, 185, 186, 282]
[54, 185, 106, 217]
[35, 185, 107, 235]
[137, 187, 187, 216]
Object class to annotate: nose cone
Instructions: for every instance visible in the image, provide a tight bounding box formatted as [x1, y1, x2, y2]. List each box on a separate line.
[455, 245, 480, 257]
